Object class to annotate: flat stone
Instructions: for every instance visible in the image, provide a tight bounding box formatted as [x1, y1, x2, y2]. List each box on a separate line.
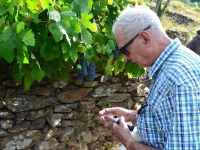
[97, 94, 131, 106]
[53, 81, 68, 88]
[2, 79, 21, 88]
[5, 89, 16, 98]
[0, 119, 13, 129]
[0, 129, 8, 137]
[0, 88, 6, 99]
[29, 86, 55, 96]
[63, 111, 79, 119]
[16, 111, 29, 124]
[58, 88, 93, 103]
[30, 118, 45, 130]
[44, 128, 62, 140]
[92, 83, 122, 97]
[56, 144, 67, 150]
[0, 137, 9, 149]
[8, 121, 30, 133]
[3, 96, 57, 112]
[111, 77, 121, 83]
[46, 114, 63, 128]
[26, 106, 53, 120]
[127, 83, 138, 92]
[58, 127, 74, 141]
[0, 110, 15, 118]
[0, 100, 5, 109]
[54, 105, 71, 113]
[80, 101, 95, 110]
[83, 81, 98, 87]
[33, 138, 59, 150]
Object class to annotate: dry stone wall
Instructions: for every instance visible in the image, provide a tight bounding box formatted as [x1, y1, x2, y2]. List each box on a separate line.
[165, 11, 194, 45]
[0, 70, 151, 150]
[165, 11, 194, 26]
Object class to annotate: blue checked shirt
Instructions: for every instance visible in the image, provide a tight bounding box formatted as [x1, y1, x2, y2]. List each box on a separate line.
[137, 38, 200, 149]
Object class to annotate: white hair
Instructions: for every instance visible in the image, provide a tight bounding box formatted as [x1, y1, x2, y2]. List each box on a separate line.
[112, 6, 165, 40]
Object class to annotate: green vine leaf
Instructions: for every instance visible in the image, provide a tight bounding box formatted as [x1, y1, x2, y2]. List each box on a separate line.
[60, 11, 76, 27]
[49, 10, 61, 22]
[105, 40, 115, 54]
[114, 55, 126, 75]
[93, 1, 107, 15]
[26, 0, 40, 14]
[41, 0, 53, 10]
[54, 68, 70, 81]
[125, 62, 145, 78]
[81, 27, 92, 45]
[40, 38, 60, 61]
[19, 29, 35, 46]
[0, 15, 7, 28]
[0, 27, 13, 42]
[72, 0, 93, 13]
[81, 12, 97, 32]
[105, 57, 114, 76]
[93, 33, 106, 45]
[31, 61, 45, 82]
[24, 73, 34, 91]
[70, 19, 82, 33]
[48, 23, 63, 42]
[69, 43, 81, 63]
[13, 64, 22, 83]
[48, 22, 71, 45]
[84, 48, 94, 61]
[108, 0, 114, 5]
[0, 43, 15, 63]
[17, 45, 29, 64]
[12, 22, 25, 33]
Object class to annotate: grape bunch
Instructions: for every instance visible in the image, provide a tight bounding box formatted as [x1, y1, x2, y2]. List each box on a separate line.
[74, 58, 87, 82]
[87, 62, 95, 82]
[113, 45, 119, 59]
[79, 58, 87, 76]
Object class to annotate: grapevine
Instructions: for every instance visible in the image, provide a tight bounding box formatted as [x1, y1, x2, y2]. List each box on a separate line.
[0, 0, 145, 90]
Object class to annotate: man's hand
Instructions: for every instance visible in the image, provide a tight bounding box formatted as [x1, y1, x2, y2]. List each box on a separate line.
[99, 107, 137, 127]
[112, 116, 132, 145]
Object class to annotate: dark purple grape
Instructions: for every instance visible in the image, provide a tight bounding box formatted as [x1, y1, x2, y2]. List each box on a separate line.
[87, 62, 95, 82]
[113, 45, 119, 59]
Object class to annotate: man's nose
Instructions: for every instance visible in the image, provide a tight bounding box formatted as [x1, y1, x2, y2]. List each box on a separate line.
[124, 55, 129, 62]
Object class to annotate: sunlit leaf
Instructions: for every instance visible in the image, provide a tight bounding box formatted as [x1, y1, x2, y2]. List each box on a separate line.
[49, 10, 61, 22]
[81, 12, 97, 32]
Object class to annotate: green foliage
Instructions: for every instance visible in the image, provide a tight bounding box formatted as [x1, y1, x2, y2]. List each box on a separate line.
[155, 0, 171, 18]
[0, 0, 145, 91]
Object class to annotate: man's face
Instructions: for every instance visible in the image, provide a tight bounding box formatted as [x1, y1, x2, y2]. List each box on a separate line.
[114, 26, 153, 67]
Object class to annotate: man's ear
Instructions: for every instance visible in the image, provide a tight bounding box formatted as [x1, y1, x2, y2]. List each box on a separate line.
[139, 31, 151, 45]
[144, 37, 148, 43]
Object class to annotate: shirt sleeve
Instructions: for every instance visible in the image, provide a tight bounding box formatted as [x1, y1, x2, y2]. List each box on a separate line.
[164, 85, 200, 150]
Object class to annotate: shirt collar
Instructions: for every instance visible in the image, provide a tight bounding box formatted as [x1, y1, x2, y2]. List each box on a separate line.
[148, 38, 181, 78]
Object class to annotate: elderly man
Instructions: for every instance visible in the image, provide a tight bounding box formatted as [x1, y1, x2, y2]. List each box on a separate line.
[99, 6, 200, 150]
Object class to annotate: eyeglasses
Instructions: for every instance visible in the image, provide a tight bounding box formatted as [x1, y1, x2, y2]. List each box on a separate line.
[117, 25, 151, 56]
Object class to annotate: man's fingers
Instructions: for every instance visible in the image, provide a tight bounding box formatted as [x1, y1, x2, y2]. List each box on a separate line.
[120, 116, 125, 123]
[99, 108, 109, 116]
[104, 121, 113, 127]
